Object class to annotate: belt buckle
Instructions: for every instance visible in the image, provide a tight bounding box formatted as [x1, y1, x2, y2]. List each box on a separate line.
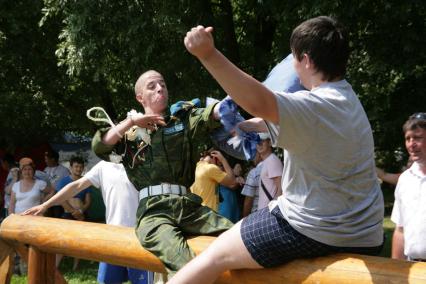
[162, 183, 171, 194]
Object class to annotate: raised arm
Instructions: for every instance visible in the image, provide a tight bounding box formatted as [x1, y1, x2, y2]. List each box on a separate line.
[184, 26, 279, 124]
[237, 117, 268, 133]
[211, 151, 236, 188]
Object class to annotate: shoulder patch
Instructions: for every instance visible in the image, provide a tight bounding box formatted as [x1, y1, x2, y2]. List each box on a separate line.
[164, 123, 184, 135]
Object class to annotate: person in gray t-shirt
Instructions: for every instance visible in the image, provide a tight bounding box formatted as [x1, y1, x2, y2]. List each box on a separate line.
[169, 16, 384, 284]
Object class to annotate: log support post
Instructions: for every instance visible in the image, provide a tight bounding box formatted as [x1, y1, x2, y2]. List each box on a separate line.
[27, 246, 55, 284]
[0, 239, 14, 284]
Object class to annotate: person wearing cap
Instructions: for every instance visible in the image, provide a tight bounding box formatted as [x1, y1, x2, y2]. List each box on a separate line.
[256, 132, 283, 210]
[8, 158, 51, 215]
[391, 112, 426, 262]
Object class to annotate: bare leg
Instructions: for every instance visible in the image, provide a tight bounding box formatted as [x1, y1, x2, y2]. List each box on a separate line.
[168, 221, 262, 284]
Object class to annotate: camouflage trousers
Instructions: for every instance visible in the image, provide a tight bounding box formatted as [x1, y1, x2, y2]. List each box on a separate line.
[135, 192, 233, 276]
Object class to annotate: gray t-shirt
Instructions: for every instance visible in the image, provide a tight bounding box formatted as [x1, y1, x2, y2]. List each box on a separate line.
[266, 80, 384, 247]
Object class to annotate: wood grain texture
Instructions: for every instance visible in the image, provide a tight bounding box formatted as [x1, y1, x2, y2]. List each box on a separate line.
[1, 214, 426, 284]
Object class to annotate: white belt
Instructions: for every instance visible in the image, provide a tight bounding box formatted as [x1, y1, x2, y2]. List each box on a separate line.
[139, 183, 187, 200]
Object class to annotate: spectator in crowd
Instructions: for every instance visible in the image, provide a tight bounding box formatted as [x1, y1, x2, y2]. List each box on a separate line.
[44, 149, 70, 217]
[218, 162, 244, 223]
[171, 16, 384, 283]
[9, 158, 51, 215]
[55, 156, 92, 270]
[56, 156, 92, 220]
[190, 149, 236, 212]
[24, 160, 153, 284]
[44, 150, 70, 188]
[256, 132, 283, 210]
[391, 112, 426, 261]
[1, 154, 18, 220]
[241, 152, 263, 217]
[9, 157, 51, 275]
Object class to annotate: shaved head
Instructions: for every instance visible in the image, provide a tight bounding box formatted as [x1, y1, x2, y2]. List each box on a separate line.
[134, 70, 168, 114]
[135, 70, 163, 96]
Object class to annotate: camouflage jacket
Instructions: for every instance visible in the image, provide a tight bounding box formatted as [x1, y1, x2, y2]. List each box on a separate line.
[91, 103, 220, 190]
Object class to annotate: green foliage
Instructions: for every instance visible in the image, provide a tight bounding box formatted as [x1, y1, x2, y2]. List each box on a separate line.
[1, 0, 424, 169]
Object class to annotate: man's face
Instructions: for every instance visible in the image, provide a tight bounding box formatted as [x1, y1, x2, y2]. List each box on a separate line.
[138, 71, 169, 114]
[70, 162, 84, 177]
[405, 127, 426, 166]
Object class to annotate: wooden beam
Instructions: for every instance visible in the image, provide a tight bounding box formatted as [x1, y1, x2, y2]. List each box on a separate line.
[1, 214, 426, 284]
[2, 241, 67, 284]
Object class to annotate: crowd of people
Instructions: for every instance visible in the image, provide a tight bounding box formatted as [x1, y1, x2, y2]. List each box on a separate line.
[0, 15, 425, 284]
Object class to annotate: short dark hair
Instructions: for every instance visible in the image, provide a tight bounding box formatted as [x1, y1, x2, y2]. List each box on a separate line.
[69, 156, 85, 166]
[290, 16, 349, 81]
[45, 149, 59, 162]
[403, 112, 426, 133]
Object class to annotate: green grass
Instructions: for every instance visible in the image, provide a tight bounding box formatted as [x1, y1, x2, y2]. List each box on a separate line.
[11, 257, 99, 284]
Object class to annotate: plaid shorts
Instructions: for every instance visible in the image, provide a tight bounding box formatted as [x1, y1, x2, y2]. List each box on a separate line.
[241, 206, 383, 268]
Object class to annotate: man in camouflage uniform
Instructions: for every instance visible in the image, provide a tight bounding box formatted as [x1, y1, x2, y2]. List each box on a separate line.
[91, 70, 233, 276]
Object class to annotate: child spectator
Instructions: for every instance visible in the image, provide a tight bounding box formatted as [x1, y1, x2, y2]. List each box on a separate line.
[190, 150, 236, 212]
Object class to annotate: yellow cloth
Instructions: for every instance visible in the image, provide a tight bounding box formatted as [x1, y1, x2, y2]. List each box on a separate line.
[190, 161, 226, 211]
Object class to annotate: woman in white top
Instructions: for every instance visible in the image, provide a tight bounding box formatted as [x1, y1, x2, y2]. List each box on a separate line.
[8, 157, 51, 214]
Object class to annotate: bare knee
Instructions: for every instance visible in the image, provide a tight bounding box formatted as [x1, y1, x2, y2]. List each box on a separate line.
[203, 221, 261, 270]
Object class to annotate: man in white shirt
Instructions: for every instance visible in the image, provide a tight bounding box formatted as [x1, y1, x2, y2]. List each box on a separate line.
[391, 113, 426, 261]
[44, 149, 70, 218]
[44, 150, 70, 188]
[23, 160, 153, 284]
